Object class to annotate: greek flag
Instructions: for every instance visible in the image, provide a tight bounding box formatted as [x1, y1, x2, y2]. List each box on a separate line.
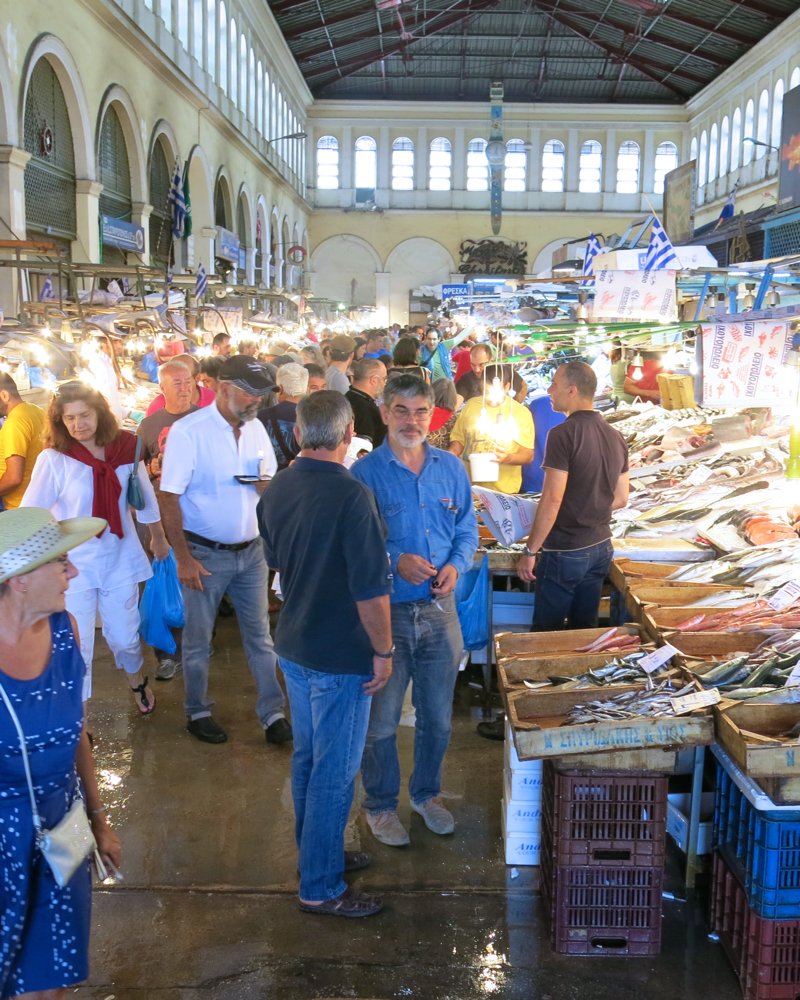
[581, 233, 602, 284]
[644, 217, 678, 270]
[38, 276, 54, 301]
[167, 159, 187, 239]
[714, 186, 737, 230]
[195, 263, 208, 301]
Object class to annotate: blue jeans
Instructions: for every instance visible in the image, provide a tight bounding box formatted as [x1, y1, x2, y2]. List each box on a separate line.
[532, 539, 614, 632]
[280, 658, 372, 902]
[362, 593, 463, 815]
[181, 539, 285, 725]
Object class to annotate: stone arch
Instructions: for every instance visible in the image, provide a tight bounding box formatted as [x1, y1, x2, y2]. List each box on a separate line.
[309, 234, 381, 307]
[384, 237, 455, 325]
[214, 166, 234, 229]
[236, 182, 254, 245]
[149, 119, 179, 171]
[19, 34, 93, 178]
[532, 237, 578, 274]
[96, 84, 146, 203]
[186, 144, 213, 233]
[255, 195, 269, 287]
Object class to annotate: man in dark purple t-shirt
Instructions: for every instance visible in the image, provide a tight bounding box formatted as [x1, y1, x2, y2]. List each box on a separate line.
[517, 362, 629, 630]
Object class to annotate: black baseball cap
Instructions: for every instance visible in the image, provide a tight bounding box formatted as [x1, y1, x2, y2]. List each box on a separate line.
[217, 355, 277, 395]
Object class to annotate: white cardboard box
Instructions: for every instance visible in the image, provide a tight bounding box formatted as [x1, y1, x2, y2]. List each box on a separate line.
[501, 807, 541, 865]
[666, 792, 715, 855]
[504, 720, 544, 771]
[504, 766, 544, 801]
[503, 775, 544, 834]
[593, 246, 718, 272]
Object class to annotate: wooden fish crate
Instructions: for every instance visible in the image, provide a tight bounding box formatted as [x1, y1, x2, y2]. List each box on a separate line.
[628, 582, 745, 628]
[755, 775, 800, 805]
[668, 632, 771, 662]
[495, 627, 643, 660]
[608, 559, 684, 594]
[643, 605, 740, 641]
[549, 748, 679, 772]
[503, 673, 714, 761]
[714, 702, 800, 777]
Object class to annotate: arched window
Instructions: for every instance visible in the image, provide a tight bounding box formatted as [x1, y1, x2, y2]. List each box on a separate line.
[177, 0, 189, 47]
[316, 136, 339, 189]
[731, 108, 741, 171]
[772, 79, 785, 153]
[429, 137, 451, 190]
[237, 197, 249, 274]
[207, 0, 216, 80]
[743, 99, 754, 165]
[756, 89, 769, 158]
[467, 138, 488, 191]
[698, 130, 708, 186]
[218, 2, 227, 93]
[392, 137, 414, 190]
[229, 19, 237, 105]
[708, 123, 718, 182]
[264, 71, 270, 136]
[792, 67, 800, 90]
[149, 139, 173, 268]
[542, 139, 564, 192]
[239, 35, 247, 113]
[271, 82, 276, 141]
[616, 140, 640, 193]
[248, 48, 255, 122]
[579, 140, 602, 193]
[504, 139, 526, 191]
[354, 136, 377, 202]
[719, 118, 730, 177]
[193, 0, 203, 65]
[256, 62, 263, 133]
[214, 178, 229, 228]
[690, 136, 698, 162]
[23, 58, 77, 250]
[98, 106, 132, 222]
[654, 141, 678, 194]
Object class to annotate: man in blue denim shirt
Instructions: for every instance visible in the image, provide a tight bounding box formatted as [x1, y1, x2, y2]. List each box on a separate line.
[351, 374, 478, 847]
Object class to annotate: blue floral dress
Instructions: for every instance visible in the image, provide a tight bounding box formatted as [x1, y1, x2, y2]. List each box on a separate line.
[0, 611, 90, 998]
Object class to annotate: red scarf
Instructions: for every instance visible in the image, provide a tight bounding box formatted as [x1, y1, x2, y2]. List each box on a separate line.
[67, 431, 138, 538]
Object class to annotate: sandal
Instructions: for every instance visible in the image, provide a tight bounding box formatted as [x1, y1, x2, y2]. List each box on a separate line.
[131, 676, 156, 715]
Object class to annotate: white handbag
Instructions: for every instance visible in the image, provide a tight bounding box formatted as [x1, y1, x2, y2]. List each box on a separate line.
[0, 681, 96, 888]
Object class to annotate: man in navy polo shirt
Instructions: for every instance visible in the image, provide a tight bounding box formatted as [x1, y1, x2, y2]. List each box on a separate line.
[257, 390, 393, 918]
[351, 374, 478, 847]
[363, 330, 391, 360]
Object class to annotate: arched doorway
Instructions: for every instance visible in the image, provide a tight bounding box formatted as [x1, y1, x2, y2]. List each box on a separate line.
[213, 173, 234, 278]
[148, 136, 173, 269]
[98, 105, 132, 267]
[23, 58, 77, 257]
[236, 194, 249, 283]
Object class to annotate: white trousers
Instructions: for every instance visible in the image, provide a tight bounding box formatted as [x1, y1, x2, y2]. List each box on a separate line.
[65, 582, 143, 700]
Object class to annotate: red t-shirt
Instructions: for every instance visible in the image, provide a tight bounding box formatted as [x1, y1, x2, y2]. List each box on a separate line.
[452, 349, 473, 381]
[626, 359, 662, 392]
[145, 385, 216, 417]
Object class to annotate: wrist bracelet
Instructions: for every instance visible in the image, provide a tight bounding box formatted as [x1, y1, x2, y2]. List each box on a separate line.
[524, 548, 538, 557]
[88, 806, 107, 817]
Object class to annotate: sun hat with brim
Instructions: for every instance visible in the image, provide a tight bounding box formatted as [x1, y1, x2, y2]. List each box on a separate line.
[0, 508, 107, 584]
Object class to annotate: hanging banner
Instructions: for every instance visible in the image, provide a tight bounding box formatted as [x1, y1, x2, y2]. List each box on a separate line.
[593, 269, 677, 322]
[701, 319, 800, 405]
[778, 85, 800, 213]
[203, 306, 242, 335]
[101, 215, 145, 253]
[216, 226, 240, 263]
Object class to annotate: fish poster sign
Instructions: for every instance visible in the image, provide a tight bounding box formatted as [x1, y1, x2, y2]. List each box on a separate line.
[593, 269, 677, 322]
[778, 84, 800, 213]
[701, 320, 799, 405]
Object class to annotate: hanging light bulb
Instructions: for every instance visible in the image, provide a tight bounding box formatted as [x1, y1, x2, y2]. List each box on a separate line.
[743, 284, 756, 310]
[631, 352, 644, 381]
[487, 376, 506, 406]
[40, 325, 52, 338]
[768, 289, 781, 307]
[475, 407, 492, 434]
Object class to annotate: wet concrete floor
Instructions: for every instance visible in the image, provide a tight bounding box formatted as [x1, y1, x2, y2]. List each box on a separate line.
[76, 616, 742, 1000]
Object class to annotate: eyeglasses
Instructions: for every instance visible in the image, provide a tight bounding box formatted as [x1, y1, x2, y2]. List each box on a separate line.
[389, 405, 432, 421]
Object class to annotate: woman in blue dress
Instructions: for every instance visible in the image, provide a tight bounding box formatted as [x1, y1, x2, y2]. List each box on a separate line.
[0, 507, 122, 999]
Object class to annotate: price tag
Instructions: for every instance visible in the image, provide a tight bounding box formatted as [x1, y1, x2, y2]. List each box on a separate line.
[786, 662, 800, 688]
[687, 464, 713, 486]
[638, 643, 679, 674]
[767, 581, 800, 613]
[670, 688, 721, 715]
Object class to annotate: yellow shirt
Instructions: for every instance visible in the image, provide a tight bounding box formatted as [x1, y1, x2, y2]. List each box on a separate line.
[449, 395, 535, 494]
[0, 401, 46, 508]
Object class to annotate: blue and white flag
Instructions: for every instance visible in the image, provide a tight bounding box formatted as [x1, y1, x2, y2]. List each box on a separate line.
[38, 276, 54, 301]
[714, 186, 737, 230]
[167, 159, 187, 240]
[581, 233, 602, 284]
[644, 217, 678, 271]
[195, 263, 208, 301]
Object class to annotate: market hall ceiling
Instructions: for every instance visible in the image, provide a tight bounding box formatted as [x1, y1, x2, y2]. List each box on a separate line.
[267, 0, 800, 103]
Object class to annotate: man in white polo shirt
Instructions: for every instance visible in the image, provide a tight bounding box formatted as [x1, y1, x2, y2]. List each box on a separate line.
[159, 355, 290, 746]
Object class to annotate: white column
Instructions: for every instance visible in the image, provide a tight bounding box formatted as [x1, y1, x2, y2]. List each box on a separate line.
[378, 126, 390, 190]
[416, 127, 427, 191]
[75, 179, 103, 262]
[375, 271, 391, 318]
[528, 127, 540, 191]
[131, 201, 154, 266]
[340, 125, 353, 195]
[0, 146, 31, 316]
[197, 225, 216, 275]
[453, 128, 466, 191]
[604, 130, 616, 193]
[245, 245, 256, 285]
[643, 130, 655, 193]
[566, 129, 579, 191]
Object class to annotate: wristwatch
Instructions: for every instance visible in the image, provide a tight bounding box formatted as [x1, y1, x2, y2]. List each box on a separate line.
[523, 547, 538, 557]
[374, 646, 395, 659]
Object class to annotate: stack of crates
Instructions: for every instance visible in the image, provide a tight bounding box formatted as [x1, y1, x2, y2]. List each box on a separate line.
[712, 762, 800, 999]
[541, 761, 668, 956]
[501, 720, 543, 865]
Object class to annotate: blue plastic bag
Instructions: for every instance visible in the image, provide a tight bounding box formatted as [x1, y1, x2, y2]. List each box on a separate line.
[455, 554, 489, 651]
[139, 550, 185, 653]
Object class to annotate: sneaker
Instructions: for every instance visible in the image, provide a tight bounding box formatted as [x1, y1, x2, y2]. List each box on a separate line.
[411, 797, 455, 835]
[476, 718, 505, 741]
[187, 717, 228, 744]
[298, 885, 383, 918]
[265, 717, 293, 744]
[155, 658, 180, 681]
[365, 810, 410, 847]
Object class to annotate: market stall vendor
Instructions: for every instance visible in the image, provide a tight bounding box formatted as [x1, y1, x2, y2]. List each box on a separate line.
[624, 352, 664, 403]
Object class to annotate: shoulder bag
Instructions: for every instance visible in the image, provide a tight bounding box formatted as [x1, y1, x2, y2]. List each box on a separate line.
[127, 434, 146, 510]
[0, 681, 96, 887]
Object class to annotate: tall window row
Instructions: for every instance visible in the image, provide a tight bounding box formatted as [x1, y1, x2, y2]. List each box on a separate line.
[316, 135, 676, 195]
[692, 75, 795, 191]
[151, 0, 305, 183]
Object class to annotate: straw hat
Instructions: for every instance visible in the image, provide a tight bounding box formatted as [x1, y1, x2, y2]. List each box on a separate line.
[0, 508, 106, 584]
